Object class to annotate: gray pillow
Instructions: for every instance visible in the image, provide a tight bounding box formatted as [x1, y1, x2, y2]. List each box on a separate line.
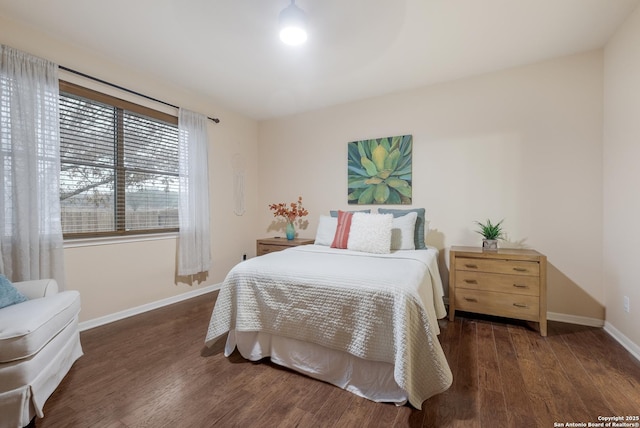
[0, 274, 28, 309]
[377, 208, 426, 249]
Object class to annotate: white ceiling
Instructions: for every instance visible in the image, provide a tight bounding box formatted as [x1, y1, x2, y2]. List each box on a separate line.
[1, 0, 638, 120]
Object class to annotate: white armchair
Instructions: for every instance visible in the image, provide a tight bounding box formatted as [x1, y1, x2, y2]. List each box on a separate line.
[0, 279, 82, 428]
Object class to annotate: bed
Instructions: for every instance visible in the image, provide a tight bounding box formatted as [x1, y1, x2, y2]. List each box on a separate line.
[204, 241, 453, 409]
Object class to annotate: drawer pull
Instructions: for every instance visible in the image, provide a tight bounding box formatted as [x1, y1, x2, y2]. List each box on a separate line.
[465, 264, 478, 269]
[512, 267, 528, 272]
[513, 303, 529, 308]
[464, 279, 478, 284]
[464, 297, 478, 303]
[512, 283, 529, 288]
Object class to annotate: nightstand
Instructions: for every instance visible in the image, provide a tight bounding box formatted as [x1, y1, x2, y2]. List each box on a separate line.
[256, 237, 315, 256]
[448, 246, 547, 336]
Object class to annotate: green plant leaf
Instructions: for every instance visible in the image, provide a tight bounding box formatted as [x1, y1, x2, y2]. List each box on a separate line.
[392, 165, 412, 177]
[474, 219, 504, 239]
[369, 139, 378, 156]
[358, 185, 375, 204]
[395, 184, 412, 198]
[380, 138, 391, 152]
[377, 169, 392, 179]
[348, 188, 363, 201]
[387, 188, 402, 204]
[365, 177, 383, 185]
[360, 156, 378, 177]
[348, 143, 361, 165]
[386, 177, 409, 189]
[390, 136, 401, 151]
[372, 144, 389, 171]
[357, 141, 370, 159]
[384, 148, 400, 171]
[374, 183, 390, 203]
[348, 165, 369, 177]
[348, 176, 369, 188]
[400, 135, 412, 155]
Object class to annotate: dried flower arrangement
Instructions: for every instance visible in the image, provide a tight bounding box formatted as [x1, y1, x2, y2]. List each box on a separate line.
[268, 196, 309, 223]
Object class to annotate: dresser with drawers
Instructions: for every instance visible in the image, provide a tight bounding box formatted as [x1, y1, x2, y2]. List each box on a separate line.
[256, 237, 315, 256]
[448, 246, 547, 336]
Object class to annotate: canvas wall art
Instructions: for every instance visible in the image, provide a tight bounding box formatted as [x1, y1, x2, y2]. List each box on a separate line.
[347, 135, 412, 205]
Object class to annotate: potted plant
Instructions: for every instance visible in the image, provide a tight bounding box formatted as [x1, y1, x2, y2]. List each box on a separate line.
[269, 196, 309, 240]
[474, 219, 504, 250]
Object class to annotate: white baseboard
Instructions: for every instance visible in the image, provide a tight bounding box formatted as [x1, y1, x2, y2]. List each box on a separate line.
[546, 311, 605, 328]
[604, 321, 640, 363]
[78, 283, 222, 332]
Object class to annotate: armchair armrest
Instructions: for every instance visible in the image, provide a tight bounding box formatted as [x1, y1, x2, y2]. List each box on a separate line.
[13, 279, 59, 299]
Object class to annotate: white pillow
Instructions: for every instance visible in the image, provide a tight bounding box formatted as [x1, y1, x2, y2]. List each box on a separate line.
[314, 215, 338, 246]
[347, 213, 393, 254]
[390, 212, 418, 250]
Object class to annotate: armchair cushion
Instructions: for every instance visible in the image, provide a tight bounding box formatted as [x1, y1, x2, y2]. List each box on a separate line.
[0, 275, 27, 310]
[0, 290, 81, 363]
[13, 279, 59, 300]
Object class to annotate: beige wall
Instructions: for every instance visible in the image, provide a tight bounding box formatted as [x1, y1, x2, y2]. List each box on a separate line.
[603, 5, 640, 348]
[0, 16, 260, 322]
[1, 14, 618, 328]
[258, 51, 605, 320]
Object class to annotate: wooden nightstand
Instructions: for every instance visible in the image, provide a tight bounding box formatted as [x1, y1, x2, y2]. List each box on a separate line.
[256, 237, 315, 256]
[448, 246, 547, 336]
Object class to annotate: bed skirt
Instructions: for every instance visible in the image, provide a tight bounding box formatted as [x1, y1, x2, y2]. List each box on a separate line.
[226, 329, 408, 405]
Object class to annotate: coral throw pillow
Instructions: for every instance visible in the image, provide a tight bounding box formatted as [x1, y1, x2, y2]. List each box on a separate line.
[331, 210, 353, 249]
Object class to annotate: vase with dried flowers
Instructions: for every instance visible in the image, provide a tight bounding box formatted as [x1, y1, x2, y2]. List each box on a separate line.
[268, 196, 309, 240]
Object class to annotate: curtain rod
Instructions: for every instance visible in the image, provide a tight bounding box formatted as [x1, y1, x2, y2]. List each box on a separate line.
[58, 65, 220, 124]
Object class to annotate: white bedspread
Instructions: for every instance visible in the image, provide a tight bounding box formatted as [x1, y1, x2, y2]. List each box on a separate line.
[205, 244, 453, 409]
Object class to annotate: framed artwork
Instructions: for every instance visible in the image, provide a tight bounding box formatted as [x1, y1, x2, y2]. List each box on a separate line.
[347, 134, 412, 205]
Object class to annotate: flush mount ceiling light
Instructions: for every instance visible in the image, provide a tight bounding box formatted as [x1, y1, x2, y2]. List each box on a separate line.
[279, 0, 308, 46]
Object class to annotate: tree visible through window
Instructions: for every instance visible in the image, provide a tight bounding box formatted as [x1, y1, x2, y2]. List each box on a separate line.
[59, 82, 179, 237]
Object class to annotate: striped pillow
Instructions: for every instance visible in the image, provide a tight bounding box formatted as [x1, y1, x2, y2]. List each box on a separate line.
[331, 210, 353, 249]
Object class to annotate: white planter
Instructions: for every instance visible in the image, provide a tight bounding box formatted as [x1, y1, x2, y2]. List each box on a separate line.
[482, 239, 498, 250]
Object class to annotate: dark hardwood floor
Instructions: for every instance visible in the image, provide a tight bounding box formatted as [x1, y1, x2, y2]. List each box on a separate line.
[36, 291, 640, 428]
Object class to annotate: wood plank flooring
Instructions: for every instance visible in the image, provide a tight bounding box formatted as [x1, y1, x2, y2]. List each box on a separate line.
[35, 291, 640, 428]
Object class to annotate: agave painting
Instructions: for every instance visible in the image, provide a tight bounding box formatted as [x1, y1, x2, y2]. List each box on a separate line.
[347, 135, 412, 205]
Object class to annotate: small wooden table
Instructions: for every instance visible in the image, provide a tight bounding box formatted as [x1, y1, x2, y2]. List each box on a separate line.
[256, 237, 315, 256]
[449, 246, 547, 336]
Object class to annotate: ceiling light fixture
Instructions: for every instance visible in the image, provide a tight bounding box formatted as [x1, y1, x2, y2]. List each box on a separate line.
[279, 0, 307, 46]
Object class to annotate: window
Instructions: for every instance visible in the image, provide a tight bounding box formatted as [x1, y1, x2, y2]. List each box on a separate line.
[59, 81, 179, 237]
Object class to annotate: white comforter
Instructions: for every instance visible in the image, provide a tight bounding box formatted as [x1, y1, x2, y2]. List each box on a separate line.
[205, 245, 453, 409]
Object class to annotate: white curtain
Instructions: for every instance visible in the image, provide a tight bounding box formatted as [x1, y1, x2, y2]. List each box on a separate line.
[178, 108, 211, 276]
[0, 45, 65, 286]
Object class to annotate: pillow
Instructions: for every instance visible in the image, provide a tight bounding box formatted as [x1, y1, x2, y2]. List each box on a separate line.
[347, 213, 393, 254]
[331, 211, 354, 249]
[329, 209, 370, 217]
[314, 215, 338, 246]
[0, 274, 28, 309]
[390, 212, 418, 250]
[378, 208, 427, 249]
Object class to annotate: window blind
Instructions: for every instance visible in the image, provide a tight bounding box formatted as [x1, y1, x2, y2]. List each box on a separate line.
[59, 81, 179, 237]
